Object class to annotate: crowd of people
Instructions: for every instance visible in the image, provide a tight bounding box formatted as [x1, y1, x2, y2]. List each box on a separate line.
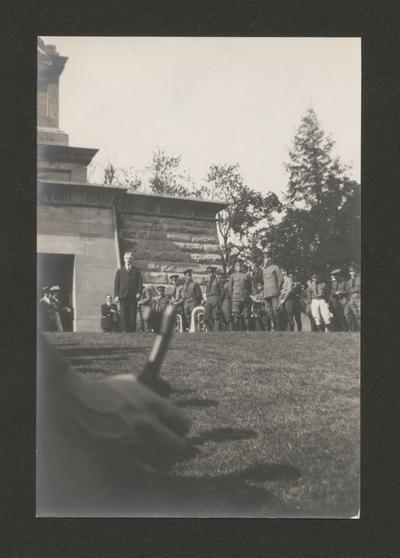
[102, 250, 361, 334]
[37, 250, 360, 334]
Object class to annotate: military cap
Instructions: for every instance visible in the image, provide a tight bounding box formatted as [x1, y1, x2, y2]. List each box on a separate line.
[157, 285, 166, 291]
[50, 285, 60, 292]
[331, 268, 341, 275]
[169, 274, 179, 280]
[183, 268, 193, 275]
[206, 265, 217, 273]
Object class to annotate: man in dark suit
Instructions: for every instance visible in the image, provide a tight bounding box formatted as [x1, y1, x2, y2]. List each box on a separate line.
[114, 251, 143, 332]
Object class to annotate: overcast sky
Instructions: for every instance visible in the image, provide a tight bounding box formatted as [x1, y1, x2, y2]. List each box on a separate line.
[41, 36, 360, 197]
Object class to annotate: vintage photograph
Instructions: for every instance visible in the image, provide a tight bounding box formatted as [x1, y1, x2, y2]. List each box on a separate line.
[37, 36, 360, 517]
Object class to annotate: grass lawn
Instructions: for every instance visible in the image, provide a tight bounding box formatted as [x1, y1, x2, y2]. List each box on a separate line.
[46, 331, 360, 518]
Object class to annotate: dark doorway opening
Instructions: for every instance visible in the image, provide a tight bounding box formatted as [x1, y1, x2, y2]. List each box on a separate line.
[37, 253, 75, 331]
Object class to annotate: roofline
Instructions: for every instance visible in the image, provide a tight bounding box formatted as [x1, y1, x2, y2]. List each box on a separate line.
[37, 180, 228, 208]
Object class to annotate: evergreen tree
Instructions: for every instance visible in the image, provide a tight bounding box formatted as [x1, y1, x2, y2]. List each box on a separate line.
[264, 107, 360, 279]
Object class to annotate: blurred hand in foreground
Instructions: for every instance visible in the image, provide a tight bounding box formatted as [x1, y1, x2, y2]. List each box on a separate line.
[37, 334, 191, 514]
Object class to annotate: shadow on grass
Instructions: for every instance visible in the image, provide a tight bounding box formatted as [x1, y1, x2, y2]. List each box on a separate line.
[190, 427, 258, 444]
[69, 356, 128, 366]
[220, 462, 301, 483]
[128, 462, 300, 516]
[170, 387, 195, 395]
[60, 347, 148, 358]
[175, 398, 219, 409]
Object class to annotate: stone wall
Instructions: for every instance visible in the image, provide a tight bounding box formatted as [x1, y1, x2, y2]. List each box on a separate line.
[37, 182, 226, 331]
[116, 193, 224, 285]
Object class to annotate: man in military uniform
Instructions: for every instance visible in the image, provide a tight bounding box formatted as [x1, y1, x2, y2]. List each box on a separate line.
[181, 269, 202, 331]
[262, 254, 284, 331]
[251, 281, 268, 331]
[328, 268, 348, 331]
[152, 285, 169, 313]
[301, 280, 319, 332]
[203, 266, 222, 332]
[228, 261, 252, 331]
[217, 270, 232, 331]
[344, 265, 361, 331]
[137, 284, 153, 332]
[280, 271, 302, 331]
[309, 273, 333, 332]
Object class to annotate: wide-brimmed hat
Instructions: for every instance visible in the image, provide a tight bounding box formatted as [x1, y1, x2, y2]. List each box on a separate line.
[206, 265, 217, 273]
[169, 274, 179, 280]
[50, 285, 60, 292]
[183, 268, 193, 275]
[331, 268, 341, 275]
[157, 285, 166, 291]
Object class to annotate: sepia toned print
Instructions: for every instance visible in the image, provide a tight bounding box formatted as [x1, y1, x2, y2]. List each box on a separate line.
[37, 37, 360, 517]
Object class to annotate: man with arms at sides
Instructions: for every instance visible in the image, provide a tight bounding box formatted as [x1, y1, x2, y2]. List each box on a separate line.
[280, 271, 302, 332]
[251, 280, 268, 331]
[262, 253, 284, 331]
[228, 261, 252, 331]
[114, 251, 143, 333]
[309, 272, 333, 332]
[344, 264, 361, 331]
[203, 266, 222, 332]
[218, 270, 233, 331]
[181, 269, 202, 332]
[138, 284, 154, 332]
[101, 293, 119, 333]
[328, 268, 348, 331]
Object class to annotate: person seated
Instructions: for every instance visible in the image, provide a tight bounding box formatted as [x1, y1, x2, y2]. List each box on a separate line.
[101, 294, 119, 332]
[152, 285, 169, 313]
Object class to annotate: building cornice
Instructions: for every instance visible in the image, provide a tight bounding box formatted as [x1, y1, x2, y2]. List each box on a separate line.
[37, 144, 99, 166]
[37, 180, 227, 218]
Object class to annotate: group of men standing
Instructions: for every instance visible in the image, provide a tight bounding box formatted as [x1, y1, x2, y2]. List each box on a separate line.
[109, 250, 361, 334]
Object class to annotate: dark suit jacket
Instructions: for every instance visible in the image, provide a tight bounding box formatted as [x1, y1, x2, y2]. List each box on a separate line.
[114, 266, 143, 300]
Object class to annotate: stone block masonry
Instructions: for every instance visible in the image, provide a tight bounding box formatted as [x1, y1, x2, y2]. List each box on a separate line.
[116, 193, 226, 285]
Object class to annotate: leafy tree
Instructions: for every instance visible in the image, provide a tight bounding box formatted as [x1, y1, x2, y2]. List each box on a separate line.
[263, 107, 360, 280]
[203, 163, 282, 273]
[147, 148, 201, 198]
[99, 162, 142, 192]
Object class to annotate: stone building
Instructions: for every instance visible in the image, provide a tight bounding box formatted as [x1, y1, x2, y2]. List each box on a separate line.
[37, 39, 226, 331]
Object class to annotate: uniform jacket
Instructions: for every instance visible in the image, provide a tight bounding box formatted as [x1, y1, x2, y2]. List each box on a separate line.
[228, 272, 252, 302]
[329, 278, 347, 299]
[263, 264, 284, 298]
[139, 286, 153, 306]
[345, 275, 361, 296]
[309, 281, 329, 301]
[152, 295, 169, 313]
[181, 280, 202, 305]
[114, 266, 143, 300]
[205, 276, 222, 301]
